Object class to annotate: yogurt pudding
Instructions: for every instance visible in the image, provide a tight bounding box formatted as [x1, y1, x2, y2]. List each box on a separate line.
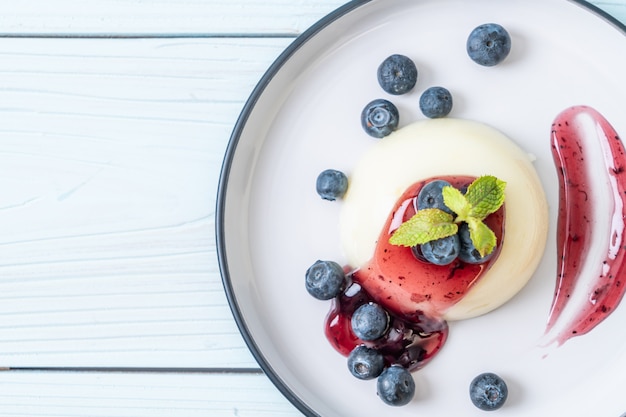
[340, 118, 549, 320]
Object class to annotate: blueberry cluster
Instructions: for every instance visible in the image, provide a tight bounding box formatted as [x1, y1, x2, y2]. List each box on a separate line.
[305, 260, 416, 406]
[361, 54, 453, 139]
[310, 23, 513, 410]
[414, 180, 494, 265]
[318, 23, 511, 201]
[360, 23, 512, 140]
[306, 258, 508, 409]
[349, 303, 416, 406]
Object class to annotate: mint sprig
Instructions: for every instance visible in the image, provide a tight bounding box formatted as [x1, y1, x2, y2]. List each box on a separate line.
[464, 175, 506, 219]
[389, 175, 506, 257]
[388, 209, 457, 247]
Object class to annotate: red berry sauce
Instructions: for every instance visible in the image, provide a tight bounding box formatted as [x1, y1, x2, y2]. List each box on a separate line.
[546, 106, 626, 345]
[325, 280, 448, 371]
[325, 176, 505, 370]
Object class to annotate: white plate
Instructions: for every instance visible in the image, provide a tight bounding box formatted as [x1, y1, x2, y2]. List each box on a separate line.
[216, 1, 626, 416]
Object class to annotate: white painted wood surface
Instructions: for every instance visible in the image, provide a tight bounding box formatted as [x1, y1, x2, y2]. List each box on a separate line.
[0, 37, 292, 369]
[0, 371, 301, 417]
[0, 0, 346, 36]
[0, 1, 623, 416]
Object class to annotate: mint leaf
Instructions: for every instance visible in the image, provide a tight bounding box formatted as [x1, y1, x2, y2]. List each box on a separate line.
[467, 217, 497, 257]
[465, 175, 506, 220]
[442, 185, 470, 219]
[389, 209, 457, 247]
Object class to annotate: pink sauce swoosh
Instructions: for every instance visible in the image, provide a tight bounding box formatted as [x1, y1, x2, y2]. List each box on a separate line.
[546, 106, 626, 346]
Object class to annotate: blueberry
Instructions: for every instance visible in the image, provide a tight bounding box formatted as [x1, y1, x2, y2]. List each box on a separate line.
[347, 345, 385, 380]
[316, 169, 348, 201]
[416, 180, 454, 214]
[377, 54, 418, 95]
[305, 260, 346, 300]
[420, 234, 460, 266]
[351, 302, 389, 341]
[467, 23, 511, 67]
[469, 372, 508, 411]
[419, 86, 453, 118]
[410, 245, 428, 263]
[377, 365, 415, 406]
[458, 222, 495, 264]
[361, 99, 399, 138]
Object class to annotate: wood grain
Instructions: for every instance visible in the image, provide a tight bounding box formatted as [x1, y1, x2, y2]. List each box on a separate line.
[0, 0, 347, 36]
[0, 370, 303, 416]
[0, 38, 291, 368]
[0, 0, 623, 37]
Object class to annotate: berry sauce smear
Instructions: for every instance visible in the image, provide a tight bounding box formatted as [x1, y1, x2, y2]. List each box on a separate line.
[546, 106, 626, 345]
[325, 280, 448, 371]
[325, 176, 504, 370]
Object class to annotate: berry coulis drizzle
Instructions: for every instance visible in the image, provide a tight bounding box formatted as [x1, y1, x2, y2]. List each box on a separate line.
[325, 176, 504, 370]
[325, 280, 448, 371]
[546, 106, 626, 345]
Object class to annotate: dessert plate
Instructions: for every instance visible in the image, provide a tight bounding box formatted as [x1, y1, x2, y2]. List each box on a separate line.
[216, 1, 626, 416]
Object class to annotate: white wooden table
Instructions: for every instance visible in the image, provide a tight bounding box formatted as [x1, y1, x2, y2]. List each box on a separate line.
[0, 1, 624, 415]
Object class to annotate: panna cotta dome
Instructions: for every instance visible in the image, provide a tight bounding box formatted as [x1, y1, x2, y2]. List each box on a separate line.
[340, 118, 549, 321]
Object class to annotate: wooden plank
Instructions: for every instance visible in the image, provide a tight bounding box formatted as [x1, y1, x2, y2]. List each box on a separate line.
[0, 0, 347, 36]
[0, 370, 303, 417]
[0, 37, 291, 368]
[0, 1, 623, 37]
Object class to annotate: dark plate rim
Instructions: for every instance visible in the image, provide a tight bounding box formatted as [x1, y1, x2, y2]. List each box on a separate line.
[215, 1, 626, 416]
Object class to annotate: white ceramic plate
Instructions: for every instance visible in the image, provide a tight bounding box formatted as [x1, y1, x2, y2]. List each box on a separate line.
[217, 1, 626, 416]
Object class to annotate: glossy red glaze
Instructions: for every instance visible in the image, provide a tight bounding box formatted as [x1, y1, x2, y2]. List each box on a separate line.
[351, 176, 504, 320]
[324, 176, 504, 370]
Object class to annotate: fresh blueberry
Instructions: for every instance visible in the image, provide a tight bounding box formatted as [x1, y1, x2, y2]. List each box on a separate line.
[377, 365, 415, 406]
[416, 180, 454, 214]
[410, 245, 429, 263]
[420, 234, 460, 266]
[419, 86, 453, 118]
[361, 99, 399, 138]
[467, 23, 511, 67]
[351, 302, 389, 341]
[458, 222, 495, 264]
[316, 169, 348, 201]
[347, 345, 385, 380]
[305, 260, 346, 300]
[377, 54, 418, 95]
[469, 372, 508, 411]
